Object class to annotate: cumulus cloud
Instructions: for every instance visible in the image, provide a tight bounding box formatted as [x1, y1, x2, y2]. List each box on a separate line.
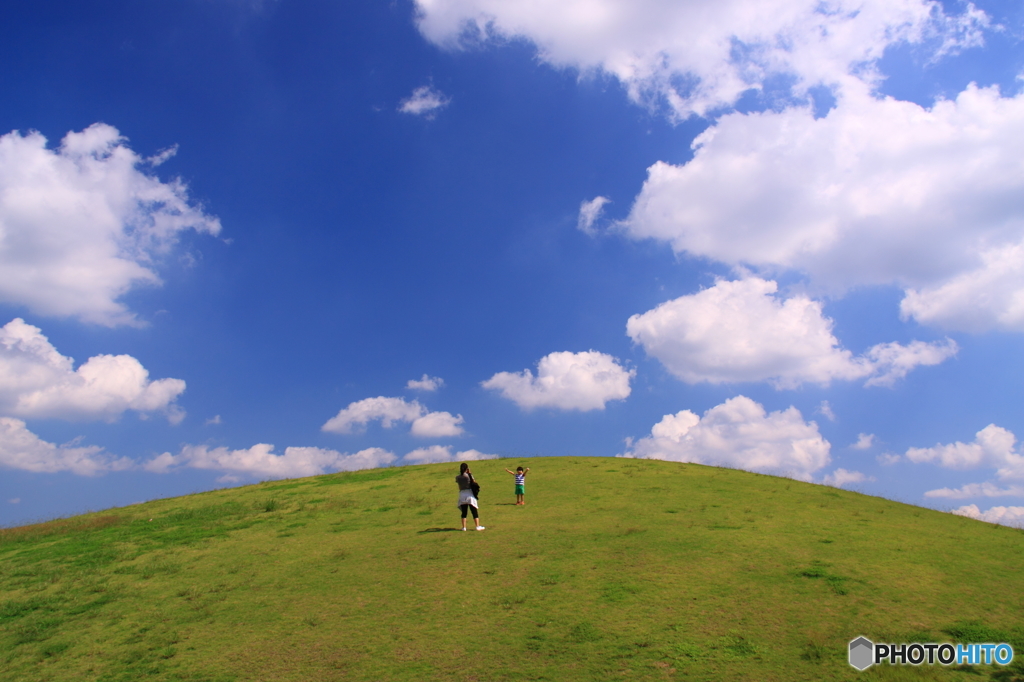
[851, 433, 875, 450]
[407, 374, 444, 391]
[0, 123, 221, 326]
[620, 84, 1024, 332]
[626, 278, 956, 388]
[951, 504, 1024, 528]
[905, 424, 1024, 479]
[322, 396, 426, 434]
[907, 425, 1024, 509]
[410, 411, 465, 437]
[0, 318, 186, 422]
[399, 85, 451, 118]
[452, 448, 499, 461]
[482, 350, 633, 411]
[621, 395, 830, 480]
[414, 2, 1015, 334]
[0, 417, 133, 475]
[900, 242, 1024, 332]
[925, 482, 1024, 499]
[403, 445, 499, 464]
[822, 468, 872, 487]
[577, 196, 610, 235]
[413, 0, 982, 118]
[144, 444, 396, 479]
[322, 396, 463, 437]
[861, 340, 959, 387]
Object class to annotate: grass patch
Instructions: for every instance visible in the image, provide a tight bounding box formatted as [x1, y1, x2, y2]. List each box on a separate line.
[798, 561, 853, 595]
[40, 640, 71, 657]
[255, 499, 280, 513]
[944, 621, 1018, 646]
[568, 621, 602, 643]
[0, 515, 123, 546]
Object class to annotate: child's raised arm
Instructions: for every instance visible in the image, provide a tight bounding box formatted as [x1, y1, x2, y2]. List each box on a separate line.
[505, 468, 515, 475]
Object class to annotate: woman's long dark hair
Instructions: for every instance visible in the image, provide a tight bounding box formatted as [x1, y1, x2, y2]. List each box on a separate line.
[459, 462, 470, 476]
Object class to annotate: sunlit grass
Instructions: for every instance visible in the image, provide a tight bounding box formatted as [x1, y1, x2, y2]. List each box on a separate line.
[1, 458, 1022, 681]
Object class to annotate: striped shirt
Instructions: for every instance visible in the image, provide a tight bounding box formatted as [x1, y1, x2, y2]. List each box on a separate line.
[515, 473, 525, 486]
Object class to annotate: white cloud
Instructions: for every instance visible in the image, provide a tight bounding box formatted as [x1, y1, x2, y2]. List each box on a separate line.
[818, 401, 836, 422]
[453, 448, 500, 461]
[0, 417, 133, 476]
[626, 278, 956, 388]
[322, 396, 425, 434]
[410, 411, 465, 438]
[407, 374, 444, 391]
[399, 85, 451, 118]
[0, 318, 186, 422]
[621, 395, 830, 480]
[413, 3, 1014, 335]
[482, 350, 633, 411]
[403, 445, 499, 464]
[413, 0, 980, 118]
[822, 468, 872, 487]
[321, 395, 464, 437]
[141, 451, 178, 474]
[403, 445, 453, 464]
[0, 123, 221, 326]
[851, 433, 875, 450]
[577, 196, 610, 235]
[144, 444, 396, 479]
[900, 242, 1024, 332]
[861, 340, 959, 387]
[951, 504, 1024, 528]
[619, 84, 1024, 332]
[905, 424, 1024, 479]
[877, 453, 901, 465]
[906, 426, 1024, 508]
[931, 2, 993, 60]
[205, 415, 222, 425]
[925, 482, 1024, 499]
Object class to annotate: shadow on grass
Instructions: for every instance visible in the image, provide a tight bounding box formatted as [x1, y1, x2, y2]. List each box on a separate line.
[418, 528, 463, 533]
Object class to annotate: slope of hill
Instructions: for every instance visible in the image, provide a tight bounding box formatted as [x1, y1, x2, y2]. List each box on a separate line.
[2, 457, 1022, 681]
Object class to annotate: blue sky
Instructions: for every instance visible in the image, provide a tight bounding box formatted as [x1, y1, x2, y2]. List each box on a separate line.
[3, 0, 1024, 528]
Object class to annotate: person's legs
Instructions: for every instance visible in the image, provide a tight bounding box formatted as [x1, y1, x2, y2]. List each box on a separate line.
[471, 505, 484, 530]
[460, 504, 469, 530]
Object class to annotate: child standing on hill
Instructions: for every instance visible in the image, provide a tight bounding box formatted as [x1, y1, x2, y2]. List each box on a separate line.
[505, 466, 530, 505]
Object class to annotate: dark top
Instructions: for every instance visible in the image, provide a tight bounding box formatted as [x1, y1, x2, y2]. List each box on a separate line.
[455, 473, 473, 491]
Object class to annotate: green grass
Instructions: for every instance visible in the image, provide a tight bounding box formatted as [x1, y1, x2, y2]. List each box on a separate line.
[1, 457, 1022, 681]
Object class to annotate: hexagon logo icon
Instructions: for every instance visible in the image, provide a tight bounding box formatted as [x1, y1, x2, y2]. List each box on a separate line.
[849, 637, 874, 670]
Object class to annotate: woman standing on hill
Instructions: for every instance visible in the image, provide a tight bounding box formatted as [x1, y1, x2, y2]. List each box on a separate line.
[456, 462, 485, 531]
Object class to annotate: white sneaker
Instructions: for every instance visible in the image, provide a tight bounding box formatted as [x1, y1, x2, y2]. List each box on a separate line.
[461, 527, 467, 531]
[476, 526, 486, 531]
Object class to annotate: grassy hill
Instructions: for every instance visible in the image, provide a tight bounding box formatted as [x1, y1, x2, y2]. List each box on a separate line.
[1, 457, 1023, 682]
